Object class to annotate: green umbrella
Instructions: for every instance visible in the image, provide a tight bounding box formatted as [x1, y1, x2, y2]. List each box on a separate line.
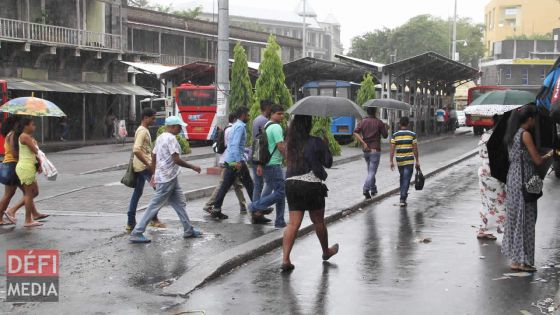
[470, 90, 536, 106]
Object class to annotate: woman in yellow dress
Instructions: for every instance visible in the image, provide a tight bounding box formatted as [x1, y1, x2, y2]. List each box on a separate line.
[15, 118, 44, 227]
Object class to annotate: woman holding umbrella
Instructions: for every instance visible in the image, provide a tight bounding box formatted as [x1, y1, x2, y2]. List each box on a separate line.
[281, 115, 339, 272]
[14, 118, 45, 227]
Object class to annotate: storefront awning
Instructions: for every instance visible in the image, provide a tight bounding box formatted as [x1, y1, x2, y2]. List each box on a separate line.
[2, 78, 154, 96]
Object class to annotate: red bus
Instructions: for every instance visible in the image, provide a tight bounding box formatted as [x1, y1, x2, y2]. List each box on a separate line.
[465, 85, 508, 135]
[0, 80, 8, 155]
[175, 83, 217, 141]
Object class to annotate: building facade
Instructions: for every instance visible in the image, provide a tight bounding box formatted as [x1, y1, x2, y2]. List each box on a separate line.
[0, 0, 302, 143]
[192, 2, 343, 61]
[480, 31, 560, 92]
[484, 0, 560, 56]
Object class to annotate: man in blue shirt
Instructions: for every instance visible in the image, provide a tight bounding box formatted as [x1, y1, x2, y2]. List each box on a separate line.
[211, 106, 254, 219]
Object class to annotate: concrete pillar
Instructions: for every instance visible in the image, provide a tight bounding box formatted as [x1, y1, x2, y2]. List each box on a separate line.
[130, 72, 136, 121]
[82, 94, 86, 143]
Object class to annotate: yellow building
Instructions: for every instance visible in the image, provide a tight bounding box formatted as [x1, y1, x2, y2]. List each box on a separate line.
[484, 0, 560, 55]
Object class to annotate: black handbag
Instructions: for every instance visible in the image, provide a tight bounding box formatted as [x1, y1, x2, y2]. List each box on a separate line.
[415, 169, 425, 191]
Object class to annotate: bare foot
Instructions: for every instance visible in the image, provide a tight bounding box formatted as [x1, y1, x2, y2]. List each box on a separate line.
[322, 243, 340, 261]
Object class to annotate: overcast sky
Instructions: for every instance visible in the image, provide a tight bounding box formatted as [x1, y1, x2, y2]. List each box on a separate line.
[152, 0, 489, 51]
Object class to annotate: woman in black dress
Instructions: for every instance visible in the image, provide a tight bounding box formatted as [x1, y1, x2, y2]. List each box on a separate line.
[281, 115, 339, 271]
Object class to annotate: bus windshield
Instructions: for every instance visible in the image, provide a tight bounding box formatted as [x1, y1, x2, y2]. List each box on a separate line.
[177, 89, 217, 107]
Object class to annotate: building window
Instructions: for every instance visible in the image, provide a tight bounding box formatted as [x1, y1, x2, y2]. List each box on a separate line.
[505, 68, 512, 80]
[522, 68, 529, 85]
[504, 7, 518, 16]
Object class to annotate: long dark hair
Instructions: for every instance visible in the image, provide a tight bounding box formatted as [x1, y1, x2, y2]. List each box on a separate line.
[504, 103, 538, 146]
[286, 115, 313, 170]
[14, 117, 33, 154]
[1, 115, 19, 137]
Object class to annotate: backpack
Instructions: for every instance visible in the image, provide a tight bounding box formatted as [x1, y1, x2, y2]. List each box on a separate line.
[213, 125, 231, 154]
[251, 122, 278, 165]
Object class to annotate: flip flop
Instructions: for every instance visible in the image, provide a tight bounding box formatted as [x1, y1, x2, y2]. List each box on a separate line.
[34, 214, 50, 221]
[0, 221, 15, 226]
[280, 263, 295, 272]
[477, 233, 497, 240]
[4, 213, 16, 224]
[24, 221, 43, 228]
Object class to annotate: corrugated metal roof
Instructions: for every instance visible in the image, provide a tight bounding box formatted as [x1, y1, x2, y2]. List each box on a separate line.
[3, 78, 154, 96]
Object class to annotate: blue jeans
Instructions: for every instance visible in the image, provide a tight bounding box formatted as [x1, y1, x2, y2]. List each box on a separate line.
[213, 162, 254, 210]
[398, 165, 414, 202]
[363, 151, 381, 193]
[131, 177, 194, 237]
[252, 164, 272, 202]
[250, 165, 285, 226]
[127, 169, 158, 226]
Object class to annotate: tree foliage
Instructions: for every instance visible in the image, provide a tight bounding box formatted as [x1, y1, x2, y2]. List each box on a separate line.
[230, 43, 254, 113]
[349, 15, 485, 67]
[311, 117, 341, 156]
[249, 35, 293, 134]
[356, 73, 376, 106]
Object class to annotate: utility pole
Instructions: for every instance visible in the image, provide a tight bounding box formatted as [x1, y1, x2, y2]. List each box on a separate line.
[216, 0, 230, 128]
[451, 0, 458, 61]
[302, 0, 307, 58]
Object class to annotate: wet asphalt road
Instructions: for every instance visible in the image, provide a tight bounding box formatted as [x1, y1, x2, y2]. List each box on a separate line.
[173, 159, 560, 315]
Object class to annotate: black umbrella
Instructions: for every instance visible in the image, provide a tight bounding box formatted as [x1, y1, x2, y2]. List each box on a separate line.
[287, 96, 367, 119]
[363, 99, 411, 111]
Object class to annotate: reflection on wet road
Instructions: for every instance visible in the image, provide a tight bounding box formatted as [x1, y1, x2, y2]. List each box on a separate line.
[175, 158, 560, 315]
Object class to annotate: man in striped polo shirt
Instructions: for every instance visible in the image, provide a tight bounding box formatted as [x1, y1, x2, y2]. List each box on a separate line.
[390, 117, 420, 207]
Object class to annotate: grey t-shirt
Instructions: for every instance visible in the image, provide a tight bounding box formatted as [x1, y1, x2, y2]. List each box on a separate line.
[252, 115, 268, 140]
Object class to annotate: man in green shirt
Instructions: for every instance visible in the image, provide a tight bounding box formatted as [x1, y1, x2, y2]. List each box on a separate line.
[249, 105, 286, 228]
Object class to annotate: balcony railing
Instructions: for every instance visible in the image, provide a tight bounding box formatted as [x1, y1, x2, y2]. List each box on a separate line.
[0, 17, 121, 51]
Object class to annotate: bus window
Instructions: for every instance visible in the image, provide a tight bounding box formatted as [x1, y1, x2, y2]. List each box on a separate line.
[382, 109, 388, 120]
[336, 87, 349, 99]
[319, 88, 335, 97]
[178, 89, 217, 106]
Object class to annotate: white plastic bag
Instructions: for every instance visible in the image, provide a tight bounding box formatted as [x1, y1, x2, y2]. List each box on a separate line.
[37, 149, 58, 181]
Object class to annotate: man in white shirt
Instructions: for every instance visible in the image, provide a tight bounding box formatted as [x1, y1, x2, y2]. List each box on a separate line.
[129, 116, 203, 243]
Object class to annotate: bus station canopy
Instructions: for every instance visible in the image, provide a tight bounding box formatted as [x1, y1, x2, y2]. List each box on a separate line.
[161, 60, 260, 85]
[2, 77, 154, 96]
[382, 52, 479, 85]
[283, 57, 376, 90]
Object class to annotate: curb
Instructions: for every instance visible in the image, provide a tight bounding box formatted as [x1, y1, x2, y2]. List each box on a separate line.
[79, 152, 216, 175]
[162, 147, 479, 297]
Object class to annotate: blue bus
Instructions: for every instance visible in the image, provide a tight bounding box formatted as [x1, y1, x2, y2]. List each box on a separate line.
[301, 80, 361, 144]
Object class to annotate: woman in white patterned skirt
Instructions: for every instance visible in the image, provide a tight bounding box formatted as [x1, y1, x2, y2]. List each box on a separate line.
[477, 120, 506, 240]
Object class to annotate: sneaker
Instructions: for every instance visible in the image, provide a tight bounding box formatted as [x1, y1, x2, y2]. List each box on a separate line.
[203, 205, 213, 214]
[275, 221, 287, 229]
[184, 229, 203, 238]
[129, 234, 151, 243]
[371, 190, 378, 196]
[252, 214, 272, 224]
[399, 201, 407, 207]
[211, 210, 229, 220]
[149, 221, 167, 228]
[363, 191, 372, 199]
[262, 207, 274, 215]
[240, 207, 248, 214]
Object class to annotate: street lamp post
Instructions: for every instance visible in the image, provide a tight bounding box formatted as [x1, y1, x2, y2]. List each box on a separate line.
[452, 0, 458, 61]
[302, 0, 306, 58]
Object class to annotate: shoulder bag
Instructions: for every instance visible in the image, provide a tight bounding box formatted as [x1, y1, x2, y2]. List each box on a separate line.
[121, 152, 137, 188]
[520, 147, 543, 203]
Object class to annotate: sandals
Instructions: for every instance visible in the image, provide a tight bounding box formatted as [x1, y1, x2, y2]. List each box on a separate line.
[477, 233, 497, 240]
[34, 214, 50, 221]
[510, 263, 537, 272]
[4, 212, 16, 224]
[24, 221, 43, 228]
[0, 221, 15, 226]
[322, 243, 340, 261]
